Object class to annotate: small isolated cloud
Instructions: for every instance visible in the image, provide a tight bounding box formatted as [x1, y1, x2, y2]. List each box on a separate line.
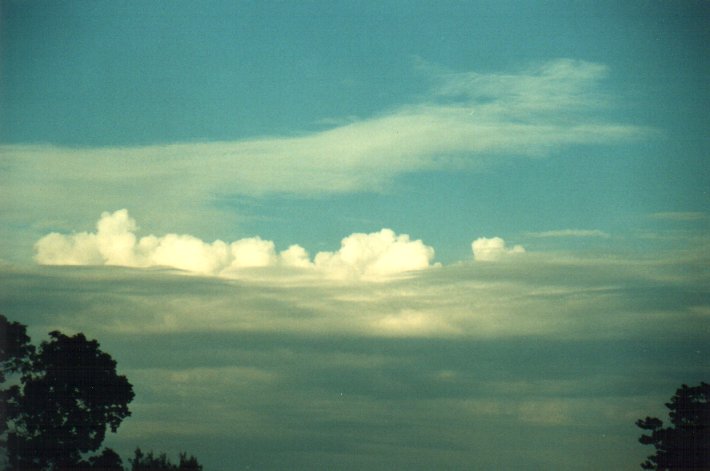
[471, 237, 525, 262]
[527, 229, 610, 238]
[34, 210, 435, 281]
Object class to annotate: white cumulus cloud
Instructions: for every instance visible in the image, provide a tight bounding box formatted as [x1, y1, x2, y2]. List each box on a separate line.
[34, 232, 102, 266]
[314, 229, 436, 280]
[34, 210, 435, 281]
[472, 237, 526, 262]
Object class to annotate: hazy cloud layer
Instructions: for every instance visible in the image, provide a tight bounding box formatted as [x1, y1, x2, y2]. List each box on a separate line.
[35, 210, 437, 281]
[1, 247, 707, 469]
[19, 240, 710, 341]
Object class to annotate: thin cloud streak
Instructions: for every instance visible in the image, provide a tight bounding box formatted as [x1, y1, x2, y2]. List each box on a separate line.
[527, 229, 611, 238]
[649, 212, 707, 221]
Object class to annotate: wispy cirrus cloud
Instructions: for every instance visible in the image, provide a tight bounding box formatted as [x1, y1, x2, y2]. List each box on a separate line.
[0, 59, 649, 262]
[648, 212, 707, 221]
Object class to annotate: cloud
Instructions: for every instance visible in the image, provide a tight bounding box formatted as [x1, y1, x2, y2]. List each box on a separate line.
[4, 255, 705, 470]
[12, 238, 710, 341]
[648, 212, 707, 222]
[371, 309, 460, 337]
[313, 229, 436, 280]
[527, 229, 610, 238]
[1, 59, 650, 264]
[34, 210, 435, 281]
[432, 58, 610, 115]
[31, 232, 103, 265]
[471, 237, 525, 262]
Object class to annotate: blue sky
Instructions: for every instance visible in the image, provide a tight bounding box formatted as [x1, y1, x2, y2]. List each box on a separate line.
[1, 1, 708, 469]
[1, 0, 708, 263]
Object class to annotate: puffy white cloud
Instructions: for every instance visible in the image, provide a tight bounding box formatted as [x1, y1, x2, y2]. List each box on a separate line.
[33, 232, 102, 265]
[34, 210, 434, 280]
[279, 244, 313, 269]
[35, 210, 234, 275]
[472, 237, 525, 262]
[314, 229, 435, 280]
[229, 237, 278, 268]
[144, 234, 230, 275]
[95, 209, 140, 266]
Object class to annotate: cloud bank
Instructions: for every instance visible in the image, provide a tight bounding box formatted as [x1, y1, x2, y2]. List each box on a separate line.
[5, 255, 707, 469]
[34, 210, 437, 281]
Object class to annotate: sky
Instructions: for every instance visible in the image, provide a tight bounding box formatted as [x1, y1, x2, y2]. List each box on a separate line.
[0, 0, 708, 469]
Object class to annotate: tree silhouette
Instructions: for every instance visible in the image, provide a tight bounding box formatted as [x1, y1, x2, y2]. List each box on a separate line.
[636, 382, 710, 469]
[1, 315, 203, 470]
[1, 314, 134, 470]
[129, 448, 203, 471]
[77, 447, 125, 470]
[0, 315, 34, 381]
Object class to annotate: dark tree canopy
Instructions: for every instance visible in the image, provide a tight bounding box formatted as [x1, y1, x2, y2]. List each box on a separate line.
[0, 315, 35, 382]
[1, 315, 134, 470]
[76, 447, 125, 471]
[636, 382, 710, 470]
[1, 315, 203, 471]
[1, 315, 36, 448]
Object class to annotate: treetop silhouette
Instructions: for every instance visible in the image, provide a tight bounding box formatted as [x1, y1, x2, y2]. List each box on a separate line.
[636, 382, 710, 470]
[2, 314, 134, 469]
[1, 314, 203, 470]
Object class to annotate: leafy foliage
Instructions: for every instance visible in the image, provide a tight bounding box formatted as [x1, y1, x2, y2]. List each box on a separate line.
[636, 382, 710, 470]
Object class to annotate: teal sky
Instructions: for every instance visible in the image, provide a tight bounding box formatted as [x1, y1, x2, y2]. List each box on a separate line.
[1, 0, 708, 262]
[0, 1, 708, 469]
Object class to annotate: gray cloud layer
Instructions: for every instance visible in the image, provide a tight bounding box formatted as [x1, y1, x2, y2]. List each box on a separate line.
[1, 244, 707, 469]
